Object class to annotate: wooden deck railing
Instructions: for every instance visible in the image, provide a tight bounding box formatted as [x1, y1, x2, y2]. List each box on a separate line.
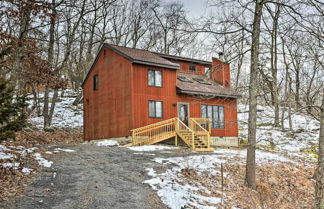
[191, 118, 212, 133]
[177, 119, 195, 148]
[131, 118, 177, 146]
[130, 117, 212, 150]
[190, 118, 211, 148]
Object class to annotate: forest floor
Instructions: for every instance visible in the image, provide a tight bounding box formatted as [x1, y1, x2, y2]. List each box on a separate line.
[0, 140, 315, 209]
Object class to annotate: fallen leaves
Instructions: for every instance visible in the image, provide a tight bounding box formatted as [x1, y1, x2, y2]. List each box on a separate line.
[178, 160, 315, 208]
[0, 129, 82, 202]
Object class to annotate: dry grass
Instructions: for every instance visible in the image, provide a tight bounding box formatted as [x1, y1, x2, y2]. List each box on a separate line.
[178, 160, 315, 208]
[0, 148, 40, 201]
[13, 129, 83, 147]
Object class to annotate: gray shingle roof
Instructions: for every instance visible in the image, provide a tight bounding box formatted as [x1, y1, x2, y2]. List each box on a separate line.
[176, 72, 241, 98]
[107, 44, 180, 69]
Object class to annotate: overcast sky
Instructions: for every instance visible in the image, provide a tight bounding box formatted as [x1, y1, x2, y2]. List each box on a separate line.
[164, 0, 210, 18]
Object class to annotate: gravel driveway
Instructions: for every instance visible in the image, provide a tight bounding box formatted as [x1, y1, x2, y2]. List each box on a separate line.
[0, 143, 189, 209]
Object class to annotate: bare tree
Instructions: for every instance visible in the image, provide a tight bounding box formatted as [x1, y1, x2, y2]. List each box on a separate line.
[245, 0, 266, 190]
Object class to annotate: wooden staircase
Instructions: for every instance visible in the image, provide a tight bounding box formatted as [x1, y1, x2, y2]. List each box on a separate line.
[129, 117, 213, 152]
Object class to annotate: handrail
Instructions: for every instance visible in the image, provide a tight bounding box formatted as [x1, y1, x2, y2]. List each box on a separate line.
[131, 117, 177, 145]
[131, 117, 211, 149]
[190, 118, 211, 148]
[189, 118, 208, 133]
[176, 119, 195, 148]
[191, 118, 211, 133]
[131, 117, 177, 132]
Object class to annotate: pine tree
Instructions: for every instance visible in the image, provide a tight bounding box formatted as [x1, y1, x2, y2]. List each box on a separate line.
[0, 78, 27, 141]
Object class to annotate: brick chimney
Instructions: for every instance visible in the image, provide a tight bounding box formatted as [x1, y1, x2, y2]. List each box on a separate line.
[211, 54, 231, 88]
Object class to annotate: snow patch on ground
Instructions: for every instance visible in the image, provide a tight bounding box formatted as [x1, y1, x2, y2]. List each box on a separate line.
[214, 149, 297, 164]
[33, 153, 53, 168]
[96, 139, 119, 147]
[133, 152, 156, 156]
[145, 148, 301, 209]
[28, 89, 83, 129]
[0, 152, 14, 160]
[22, 167, 32, 175]
[145, 164, 222, 209]
[54, 148, 75, 152]
[2, 162, 20, 169]
[128, 145, 178, 152]
[238, 104, 320, 161]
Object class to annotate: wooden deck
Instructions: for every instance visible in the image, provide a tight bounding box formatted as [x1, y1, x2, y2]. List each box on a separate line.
[128, 117, 214, 152]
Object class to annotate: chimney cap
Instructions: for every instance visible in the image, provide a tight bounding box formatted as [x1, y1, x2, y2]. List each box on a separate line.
[218, 52, 225, 61]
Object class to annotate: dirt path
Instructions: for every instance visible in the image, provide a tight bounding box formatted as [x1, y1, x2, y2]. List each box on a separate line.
[0, 144, 186, 209]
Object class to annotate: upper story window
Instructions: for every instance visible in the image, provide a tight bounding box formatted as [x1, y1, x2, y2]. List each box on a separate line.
[189, 65, 196, 72]
[93, 74, 99, 91]
[148, 69, 162, 87]
[201, 105, 224, 129]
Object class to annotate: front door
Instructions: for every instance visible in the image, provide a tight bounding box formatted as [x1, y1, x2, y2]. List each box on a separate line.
[178, 103, 189, 126]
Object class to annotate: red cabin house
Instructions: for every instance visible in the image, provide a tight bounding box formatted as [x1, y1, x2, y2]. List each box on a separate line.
[82, 44, 240, 150]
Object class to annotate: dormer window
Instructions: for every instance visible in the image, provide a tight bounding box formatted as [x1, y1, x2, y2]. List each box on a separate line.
[192, 77, 211, 85]
[205, 67, 211, 78]
[148, 69, 162, 87]
[189, 65, 196, 72]
[177, 76, 193, 83]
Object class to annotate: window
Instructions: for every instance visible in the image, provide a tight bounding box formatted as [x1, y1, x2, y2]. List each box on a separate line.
[205, 67, 211, 78]
[201, 105, 224, 128]
[148, 69, 162, 87]
[189, 65, 196, 72]
[177, 76, 193, 83]
[148, 101, 163, 118]
[93, 74, 99, 90]
[192, 77, 211, 85]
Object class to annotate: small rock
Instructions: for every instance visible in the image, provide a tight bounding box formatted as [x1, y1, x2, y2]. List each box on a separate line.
[268, 177, 278, 185]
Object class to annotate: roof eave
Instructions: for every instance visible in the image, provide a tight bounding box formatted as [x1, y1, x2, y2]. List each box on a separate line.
[133, 60, 180, 70]
[177, 88, 241, 99]
[81, 44, 105, 88]
[155, 53, 212, 65]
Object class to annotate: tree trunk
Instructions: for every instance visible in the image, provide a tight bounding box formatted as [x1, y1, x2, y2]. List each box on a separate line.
[43, 90, 50, 128]
[315, 92, 324, 208]
[48, 89, 59, 124]
[43, 0, 56, 129]
[245, 0, 264, 190]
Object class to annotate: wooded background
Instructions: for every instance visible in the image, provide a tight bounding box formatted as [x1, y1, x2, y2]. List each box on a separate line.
[0, 0, 322, 128]
[0, 0, 323, 206]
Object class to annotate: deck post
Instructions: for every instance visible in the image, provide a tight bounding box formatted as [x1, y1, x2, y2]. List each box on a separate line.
[132, 131, 135, 145]
[207, 134, 210, 148]
[191, 134, 195, 149]
[175, 135, 178, 146]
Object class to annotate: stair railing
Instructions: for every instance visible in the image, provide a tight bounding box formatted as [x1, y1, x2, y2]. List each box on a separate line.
[176, 119, 195, 148]
[190, 118, 212, 133]
[190, 118, 211, 148]
[131, 117, 177, 146]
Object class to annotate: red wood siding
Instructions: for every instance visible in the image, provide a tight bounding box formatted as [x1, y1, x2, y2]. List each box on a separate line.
[132, 64, 238, 137]
[83, 49, 238, 141]
[83, 48, 133, 140]
[165, 59, 209, 75]
[212, 58, 231, 87]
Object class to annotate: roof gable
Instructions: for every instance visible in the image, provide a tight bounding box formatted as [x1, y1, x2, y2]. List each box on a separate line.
[107, 44, 180, 70]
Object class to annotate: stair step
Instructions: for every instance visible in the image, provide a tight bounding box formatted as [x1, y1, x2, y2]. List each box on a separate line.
[193, 148, 214, 152]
